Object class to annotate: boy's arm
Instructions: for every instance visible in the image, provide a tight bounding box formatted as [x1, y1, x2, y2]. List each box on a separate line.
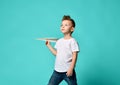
[46, 41, 57, 56]
[66, 51, 78, 77]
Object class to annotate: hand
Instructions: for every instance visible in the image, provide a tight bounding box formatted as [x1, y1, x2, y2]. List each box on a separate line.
[66, 69, 73, 77]
[46, 40, 50, 46]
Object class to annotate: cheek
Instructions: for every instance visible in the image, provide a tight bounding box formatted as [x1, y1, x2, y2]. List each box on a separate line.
[65, 27, 71, 31]
[64, 26, 69, 29]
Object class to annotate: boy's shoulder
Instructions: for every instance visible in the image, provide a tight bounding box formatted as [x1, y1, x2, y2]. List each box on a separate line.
[57, 37, 63, 41]
[57, 37, 77, 42]
[56, 38, 63, 43]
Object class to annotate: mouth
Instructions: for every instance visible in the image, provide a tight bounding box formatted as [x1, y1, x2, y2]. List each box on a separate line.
[61, 29, 65, 31]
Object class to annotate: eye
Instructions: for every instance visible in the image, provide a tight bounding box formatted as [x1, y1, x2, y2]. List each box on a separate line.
[65, 24, 69, 26]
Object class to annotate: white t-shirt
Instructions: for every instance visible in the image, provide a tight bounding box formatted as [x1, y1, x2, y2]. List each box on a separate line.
[54, 38, 79, 72]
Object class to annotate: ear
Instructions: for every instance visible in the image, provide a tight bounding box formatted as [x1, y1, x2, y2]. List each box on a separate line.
[71, 27, 74, 32]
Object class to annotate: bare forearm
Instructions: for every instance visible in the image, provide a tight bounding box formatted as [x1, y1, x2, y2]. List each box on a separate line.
[69, 52, 78, 70]
[66, 52, 78, 77]
[47, 45, 57, 56]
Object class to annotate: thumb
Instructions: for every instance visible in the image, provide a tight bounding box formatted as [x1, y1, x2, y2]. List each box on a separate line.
[46, 41, 48, 45]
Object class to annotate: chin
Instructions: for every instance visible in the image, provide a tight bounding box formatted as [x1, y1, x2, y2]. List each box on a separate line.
[62, 32, 66, 34]
[61, 31, 66, 33]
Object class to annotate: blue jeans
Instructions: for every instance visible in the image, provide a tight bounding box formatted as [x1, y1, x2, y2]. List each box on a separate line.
[48, 70, 77, 85]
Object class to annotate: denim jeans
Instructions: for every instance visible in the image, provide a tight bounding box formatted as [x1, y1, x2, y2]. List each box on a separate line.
[48, 69, 77, 85]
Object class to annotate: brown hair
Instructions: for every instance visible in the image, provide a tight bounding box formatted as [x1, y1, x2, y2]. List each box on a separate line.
[62, 15, 75, 27]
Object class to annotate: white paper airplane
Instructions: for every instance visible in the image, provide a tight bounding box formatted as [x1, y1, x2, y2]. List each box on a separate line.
[36, 37, 58, 42]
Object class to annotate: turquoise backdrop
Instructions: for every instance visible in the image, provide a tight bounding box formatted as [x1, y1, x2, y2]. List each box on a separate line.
[0, 0, 120, 85]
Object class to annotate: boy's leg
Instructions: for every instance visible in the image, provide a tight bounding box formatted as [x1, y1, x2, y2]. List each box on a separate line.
[48, 70, 63, 85]
[64, 70, 77, 85]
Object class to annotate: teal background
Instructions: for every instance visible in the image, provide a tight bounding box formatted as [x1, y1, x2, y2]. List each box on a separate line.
[0, 0, 120, 85]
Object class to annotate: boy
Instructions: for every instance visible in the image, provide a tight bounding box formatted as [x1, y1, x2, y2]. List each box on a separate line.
[46, 15, 79, 85]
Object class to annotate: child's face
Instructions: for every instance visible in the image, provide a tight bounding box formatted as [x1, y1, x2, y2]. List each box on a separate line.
[60, 20, 74, 34]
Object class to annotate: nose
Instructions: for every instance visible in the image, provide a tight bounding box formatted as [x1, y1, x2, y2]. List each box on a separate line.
[62, 25, 64, 28]
[61, 26, 64, 30]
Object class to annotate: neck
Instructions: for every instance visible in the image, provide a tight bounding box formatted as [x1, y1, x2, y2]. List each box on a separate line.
[63, 33, 72, 39]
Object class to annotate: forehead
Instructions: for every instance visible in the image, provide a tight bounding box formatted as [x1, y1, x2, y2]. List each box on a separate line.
[62, 20, 72, 24]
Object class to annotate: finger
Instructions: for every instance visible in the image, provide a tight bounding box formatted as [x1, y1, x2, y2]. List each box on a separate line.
[46, 41, 48, 45]
[66, 73, 68, 76]
[66, 73, 70, 77]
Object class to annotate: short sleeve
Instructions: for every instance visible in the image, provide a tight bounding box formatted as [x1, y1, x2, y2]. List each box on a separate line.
[71, 39, 79, 52]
